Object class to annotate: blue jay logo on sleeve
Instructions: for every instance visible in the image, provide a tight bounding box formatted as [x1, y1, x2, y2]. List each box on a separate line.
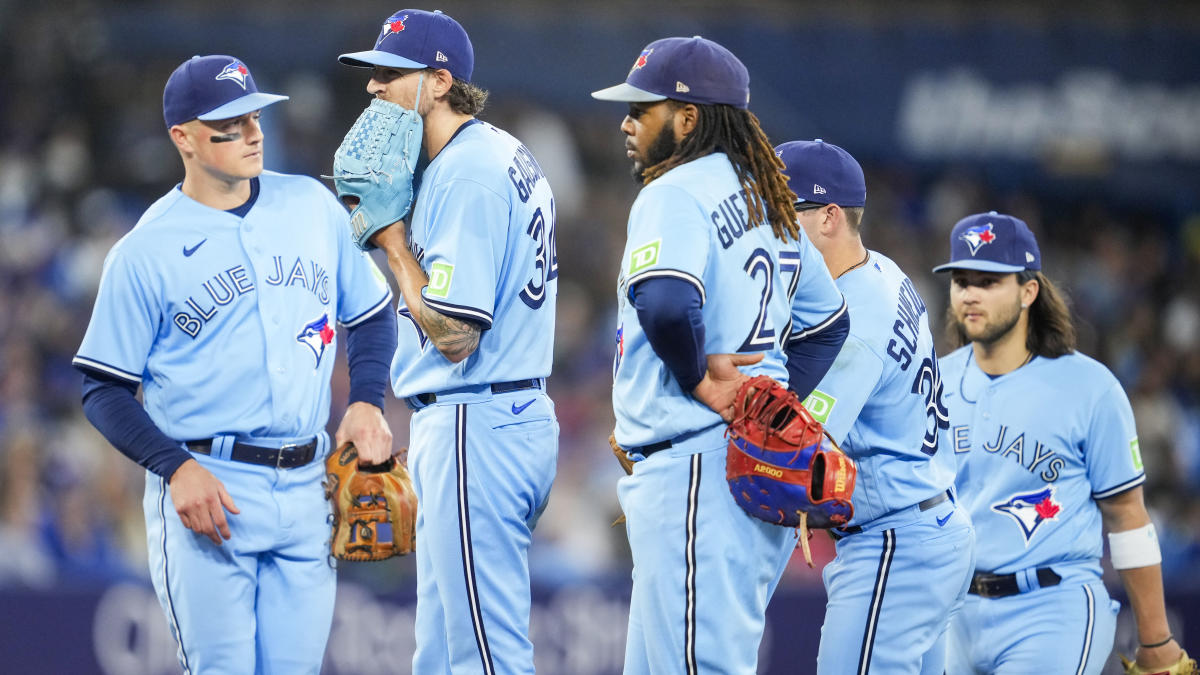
[297, 313, 335, 367]
[215, 61, 250, 90]
[992, 486, 1062, 545]
[960, 222, 997, 255]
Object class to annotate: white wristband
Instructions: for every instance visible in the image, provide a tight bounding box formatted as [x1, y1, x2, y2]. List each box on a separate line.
[1108, 523, 1162, 570]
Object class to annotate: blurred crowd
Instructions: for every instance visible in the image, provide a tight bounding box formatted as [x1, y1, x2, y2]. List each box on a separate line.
[1, 3, 1198, 598]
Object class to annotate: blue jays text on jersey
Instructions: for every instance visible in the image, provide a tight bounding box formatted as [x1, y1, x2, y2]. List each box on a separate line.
[74, 171, 392, 442]
[940, 347, 1144, 579]
[953, 421, 1066, 483]
[170, 256, 337, 339]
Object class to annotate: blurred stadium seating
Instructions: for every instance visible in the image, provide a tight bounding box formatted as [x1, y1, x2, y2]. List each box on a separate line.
[0, 2, 1196, 672]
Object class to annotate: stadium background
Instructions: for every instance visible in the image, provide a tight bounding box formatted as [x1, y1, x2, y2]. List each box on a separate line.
[0, 1, 1197, 672]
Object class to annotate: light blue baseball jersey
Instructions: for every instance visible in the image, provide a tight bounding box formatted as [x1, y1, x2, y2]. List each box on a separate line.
[801, 251, 956, 525]
[940, 347, 1144, 579]
[390, 120, 556, 397]
[612, 152, 845, 448]
[74, 171, 392, 441]
[801, 251, 974, 674]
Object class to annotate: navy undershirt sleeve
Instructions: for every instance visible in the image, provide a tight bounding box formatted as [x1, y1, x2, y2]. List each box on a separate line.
[632, 277, 706, 392]
[345, 306, 397, 410]
[784, 309, 850, 399]
[79, 371, 193, 480]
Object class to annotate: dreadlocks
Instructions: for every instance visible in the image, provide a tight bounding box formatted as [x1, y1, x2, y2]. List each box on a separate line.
[642, 102, 800, 243]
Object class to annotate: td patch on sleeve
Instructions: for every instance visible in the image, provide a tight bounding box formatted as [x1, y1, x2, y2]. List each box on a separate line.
[801, 389, 837, 424]
[629, 239, 662, 275]
[426, 262, 454, 299]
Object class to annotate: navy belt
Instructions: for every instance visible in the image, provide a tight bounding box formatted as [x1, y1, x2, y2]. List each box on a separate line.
[186, 438, 317, 469]
[835, 489, 952, 536]
[415, 378, 542, 406]
[630, 439, 673, 456]
[969, 567, 1061, 598]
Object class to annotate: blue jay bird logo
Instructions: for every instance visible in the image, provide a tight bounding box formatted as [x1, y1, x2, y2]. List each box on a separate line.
[960, 222, 997, 256]
[992, 486, 1062, 545]
[215, 61, 250, 90]
[297, 313, 335, 367]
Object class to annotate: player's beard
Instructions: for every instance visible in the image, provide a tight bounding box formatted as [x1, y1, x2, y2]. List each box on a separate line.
[631, 119, 679, 183]
[956, 296, 1023, 346]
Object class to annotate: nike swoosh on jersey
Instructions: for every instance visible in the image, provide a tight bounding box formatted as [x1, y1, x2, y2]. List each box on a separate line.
[936, 511, 954, 527]
[183, 239, 207, 256]
[511, 399, 536, 415]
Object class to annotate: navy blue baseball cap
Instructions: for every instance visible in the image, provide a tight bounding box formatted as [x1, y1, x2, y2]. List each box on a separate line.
[339, 9, 474, 83]
[162, 55, 288, 128]
[591, 36, 750, 109]
[774, 139, 866, 207]
[932, 211, 1042, 273]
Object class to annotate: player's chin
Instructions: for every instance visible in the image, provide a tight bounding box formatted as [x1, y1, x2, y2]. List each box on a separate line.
[237, 156, 265, 177]
[629, 160, 647, 183]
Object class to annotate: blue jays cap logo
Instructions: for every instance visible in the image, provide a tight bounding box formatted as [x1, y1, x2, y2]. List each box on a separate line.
[297, 313, 335, 367]
[960, 222, 997, 256]
[377, 13, 409, 45]
[629, 48, 653, 75]
[992, 486, 1062, 545]
[215, 60, 250, 90]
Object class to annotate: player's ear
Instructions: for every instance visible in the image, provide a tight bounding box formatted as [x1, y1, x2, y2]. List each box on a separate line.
[1020, 275, 1040, 308]
[431, 68, 455, 99]
[824, 204, 841, 231]
[674, 103, 699, 138]
[168, 123, 197, 155]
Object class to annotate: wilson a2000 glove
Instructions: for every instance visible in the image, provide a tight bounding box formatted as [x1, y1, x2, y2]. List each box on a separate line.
[725, 375, 857, 565]
[328, 98, 423, 250]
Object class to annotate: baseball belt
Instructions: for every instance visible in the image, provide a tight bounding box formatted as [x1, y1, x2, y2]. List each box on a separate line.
[629, 439, 673, 456]
[968, 567, 1062, 598]
[186, 438, 318, 469]
[411, 378, 543, 407]
[832, 489, 952, 537]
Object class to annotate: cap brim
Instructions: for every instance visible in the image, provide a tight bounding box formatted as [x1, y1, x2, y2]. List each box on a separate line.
[932, 260, 1027, 274]
[339, 50, 426, 69]
[197, 93, 289, 121]
[591, 82, 667, 103]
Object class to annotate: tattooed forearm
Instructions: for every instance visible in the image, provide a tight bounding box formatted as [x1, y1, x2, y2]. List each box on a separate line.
[417, 302, 481, 362]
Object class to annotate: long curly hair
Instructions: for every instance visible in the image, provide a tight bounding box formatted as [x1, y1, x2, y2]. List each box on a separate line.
[642, 102, 799, 243]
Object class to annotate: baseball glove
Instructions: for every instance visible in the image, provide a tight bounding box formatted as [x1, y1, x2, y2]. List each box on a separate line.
[328, 98, 424, 250]
[1122, 650, 1198, 675]
[610, 433, 635, 476]
[323, 443, 417, 561]
[726, 374, 857, 566]
[609, 433, 633, 527]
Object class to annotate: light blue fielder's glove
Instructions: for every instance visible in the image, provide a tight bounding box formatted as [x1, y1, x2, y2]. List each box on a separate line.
[329, 98, 424, 250]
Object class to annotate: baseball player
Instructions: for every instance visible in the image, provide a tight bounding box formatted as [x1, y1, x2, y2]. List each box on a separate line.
[935, 212, 1190, 674]
[73, 55, 396, 673]
[337, 9, 559, 674]
[775, 140, 974, 674]
[592, 38, 850, 673]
